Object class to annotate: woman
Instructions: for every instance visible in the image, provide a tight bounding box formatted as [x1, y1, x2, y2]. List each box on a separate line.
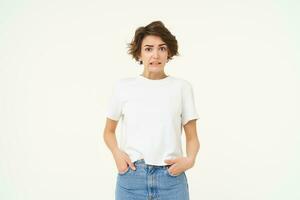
[103, 21, 200, 200]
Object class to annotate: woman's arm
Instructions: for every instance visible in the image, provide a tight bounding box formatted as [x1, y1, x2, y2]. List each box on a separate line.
[164, 119, 200, 175]
[184, 119, 200, 166]
[103, 118, 120, 154]
[103, 118, 136, 171]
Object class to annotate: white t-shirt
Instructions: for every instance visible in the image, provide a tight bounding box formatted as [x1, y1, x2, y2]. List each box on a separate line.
[106, 75, 200, 166]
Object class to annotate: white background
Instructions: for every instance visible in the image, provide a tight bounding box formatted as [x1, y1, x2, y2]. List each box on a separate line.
[0, 0, 299, 199]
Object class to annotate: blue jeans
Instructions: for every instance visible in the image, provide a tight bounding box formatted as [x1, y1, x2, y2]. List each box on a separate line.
[115, 159, 189, 200]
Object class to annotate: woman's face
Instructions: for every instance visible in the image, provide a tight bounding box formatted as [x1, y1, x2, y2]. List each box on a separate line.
[139, 35, 169, 73]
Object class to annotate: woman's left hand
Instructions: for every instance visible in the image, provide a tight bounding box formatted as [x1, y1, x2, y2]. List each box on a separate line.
[164, 156, 195, 176]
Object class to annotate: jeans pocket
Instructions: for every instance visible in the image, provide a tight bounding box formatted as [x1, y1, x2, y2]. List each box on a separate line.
[118, 167, 130, 176]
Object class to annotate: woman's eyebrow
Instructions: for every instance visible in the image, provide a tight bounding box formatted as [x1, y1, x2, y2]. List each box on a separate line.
[143, 44, 167, 47]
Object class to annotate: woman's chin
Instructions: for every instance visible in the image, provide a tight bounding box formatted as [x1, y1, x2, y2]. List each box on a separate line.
[147, 66, 164, 72]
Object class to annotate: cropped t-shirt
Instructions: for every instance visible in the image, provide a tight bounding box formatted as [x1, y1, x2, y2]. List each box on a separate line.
[106, 75, 200, 166]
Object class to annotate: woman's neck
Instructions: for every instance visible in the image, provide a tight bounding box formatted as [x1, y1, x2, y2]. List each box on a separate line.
[141, 71, 168, 80]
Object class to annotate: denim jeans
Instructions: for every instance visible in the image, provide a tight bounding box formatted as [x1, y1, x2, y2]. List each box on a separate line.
[115, 159, 189, 200]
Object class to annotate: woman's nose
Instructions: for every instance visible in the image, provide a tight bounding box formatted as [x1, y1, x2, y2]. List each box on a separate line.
[152, 50, 159, 58]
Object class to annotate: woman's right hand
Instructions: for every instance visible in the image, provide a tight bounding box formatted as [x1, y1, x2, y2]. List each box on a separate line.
[112, 149, 136, 173]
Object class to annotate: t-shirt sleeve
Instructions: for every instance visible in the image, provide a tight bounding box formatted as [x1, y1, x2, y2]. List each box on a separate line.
[106, 81, 123, 121]
[181, 81, 200, 126]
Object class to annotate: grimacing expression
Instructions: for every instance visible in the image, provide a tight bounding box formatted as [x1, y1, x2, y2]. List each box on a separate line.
[139, 35, 169, 73]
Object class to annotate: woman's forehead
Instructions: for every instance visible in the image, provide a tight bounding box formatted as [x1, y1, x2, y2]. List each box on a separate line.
[142, 35, 166, 46]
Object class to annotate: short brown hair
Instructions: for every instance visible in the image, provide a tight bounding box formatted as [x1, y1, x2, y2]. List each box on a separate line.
[127, 21, 179, 64]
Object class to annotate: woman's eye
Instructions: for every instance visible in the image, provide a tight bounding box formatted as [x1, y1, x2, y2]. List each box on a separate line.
[145, 47, 167, 51]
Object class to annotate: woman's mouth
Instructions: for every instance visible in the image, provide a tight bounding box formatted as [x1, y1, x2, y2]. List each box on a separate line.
[150, 62, 161, 65]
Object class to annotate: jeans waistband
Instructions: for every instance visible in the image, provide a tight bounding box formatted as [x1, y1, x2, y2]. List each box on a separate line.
[133, 159, 170, 169]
